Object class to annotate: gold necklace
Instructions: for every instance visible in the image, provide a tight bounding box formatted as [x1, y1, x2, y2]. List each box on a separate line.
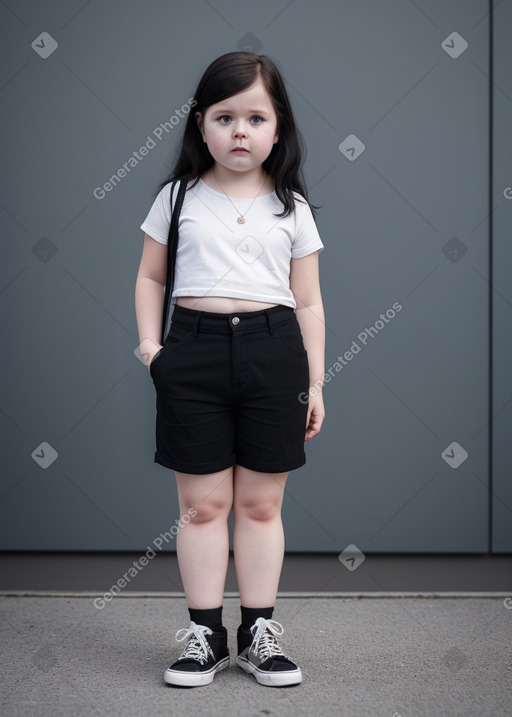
[212, 169, 268, 224]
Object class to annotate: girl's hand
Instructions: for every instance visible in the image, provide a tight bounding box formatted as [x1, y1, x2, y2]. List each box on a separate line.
[305, 392, 325, 442]
[140, 339, 163, 371]
[147, 345, 163, 371]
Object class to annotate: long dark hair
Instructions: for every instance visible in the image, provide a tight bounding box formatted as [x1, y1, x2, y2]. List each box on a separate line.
[155, 51, 319, 219]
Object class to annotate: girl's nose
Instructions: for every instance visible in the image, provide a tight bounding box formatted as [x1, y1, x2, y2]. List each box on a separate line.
[233, 123, 248, 138]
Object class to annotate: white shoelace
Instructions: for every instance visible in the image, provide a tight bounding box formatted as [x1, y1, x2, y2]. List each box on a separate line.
[249, 618, 288, 660]
[174, 621, 214, 665]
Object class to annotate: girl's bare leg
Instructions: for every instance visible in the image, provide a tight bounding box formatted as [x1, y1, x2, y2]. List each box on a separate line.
[174, 466, 234, 609]
[232, 466, 288, 607]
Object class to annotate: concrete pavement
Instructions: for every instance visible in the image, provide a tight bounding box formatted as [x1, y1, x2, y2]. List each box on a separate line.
[1, 593, 511, 716]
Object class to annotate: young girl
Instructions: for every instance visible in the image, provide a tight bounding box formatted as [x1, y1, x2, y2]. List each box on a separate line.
[135, 51, 325, 688]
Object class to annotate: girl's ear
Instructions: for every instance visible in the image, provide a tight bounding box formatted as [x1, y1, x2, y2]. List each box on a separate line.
[195, 111, 206, 142]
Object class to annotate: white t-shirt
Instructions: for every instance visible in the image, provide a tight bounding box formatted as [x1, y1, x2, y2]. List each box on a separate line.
[140, 177, 324, 310]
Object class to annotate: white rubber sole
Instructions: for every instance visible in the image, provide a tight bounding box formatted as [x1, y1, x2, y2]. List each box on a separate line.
[237, 655, 303, 686]
[164, 656, 230, 686]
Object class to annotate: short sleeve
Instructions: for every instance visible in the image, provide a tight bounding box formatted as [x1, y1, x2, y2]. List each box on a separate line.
[140, 182, 177, 245]
[291, 196, 325, 259]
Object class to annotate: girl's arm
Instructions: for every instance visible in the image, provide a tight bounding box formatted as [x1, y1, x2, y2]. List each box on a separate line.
[290, 250, 326, 440]
[135, 234, 168, 369]
[290, 250, 325, 392]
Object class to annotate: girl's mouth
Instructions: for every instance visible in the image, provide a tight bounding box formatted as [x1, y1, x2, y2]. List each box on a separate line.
[232, 147, 249, 152]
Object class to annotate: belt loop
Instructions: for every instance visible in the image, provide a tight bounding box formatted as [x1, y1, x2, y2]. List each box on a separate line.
[265, 308, 276, 335]
[192, 311, 202, 337]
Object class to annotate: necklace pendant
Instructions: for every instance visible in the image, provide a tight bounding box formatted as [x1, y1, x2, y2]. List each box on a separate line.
[237, 216, 245, 224]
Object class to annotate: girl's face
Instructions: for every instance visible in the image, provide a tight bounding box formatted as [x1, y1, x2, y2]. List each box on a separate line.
[195, 77, 279, 177]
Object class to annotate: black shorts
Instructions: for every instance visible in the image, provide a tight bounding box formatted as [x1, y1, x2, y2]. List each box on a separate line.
[150, 303, 310, 475]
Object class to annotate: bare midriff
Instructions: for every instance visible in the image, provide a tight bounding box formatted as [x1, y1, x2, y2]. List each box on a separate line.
[176, 296, 279, 313]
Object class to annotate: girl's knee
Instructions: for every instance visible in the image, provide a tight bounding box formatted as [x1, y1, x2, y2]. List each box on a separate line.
[175, 468, 234, 523]
[184, 499, 231, 524]
[234, 498, 282, 522]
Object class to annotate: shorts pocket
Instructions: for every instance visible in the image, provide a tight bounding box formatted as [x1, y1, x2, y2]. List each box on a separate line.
[149, 346, 165, 377]
[275, 319, 307, 356]
[150, 323, 193, 376]
[166, 322, 193, 344]
[150, 324, 193, 378]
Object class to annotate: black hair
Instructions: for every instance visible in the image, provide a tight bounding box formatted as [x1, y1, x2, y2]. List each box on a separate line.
[155, 51, 319, 219]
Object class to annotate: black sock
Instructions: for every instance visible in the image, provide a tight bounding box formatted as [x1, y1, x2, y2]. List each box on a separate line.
[238, 605, 274, 654]
[240, 605, 274, 631]
[189, 606, 223, 633]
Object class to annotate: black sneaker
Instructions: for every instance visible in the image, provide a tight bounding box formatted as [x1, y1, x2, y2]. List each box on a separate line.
[164, 621, 230, 687]
[236, 617, 302, 686]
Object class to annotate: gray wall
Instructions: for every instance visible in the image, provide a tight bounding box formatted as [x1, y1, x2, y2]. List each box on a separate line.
[492, 0, 512, 552]
[1, 0, 510, 553]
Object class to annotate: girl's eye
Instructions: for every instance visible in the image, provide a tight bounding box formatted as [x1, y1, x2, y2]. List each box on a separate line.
[216, 115, 264, 124]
